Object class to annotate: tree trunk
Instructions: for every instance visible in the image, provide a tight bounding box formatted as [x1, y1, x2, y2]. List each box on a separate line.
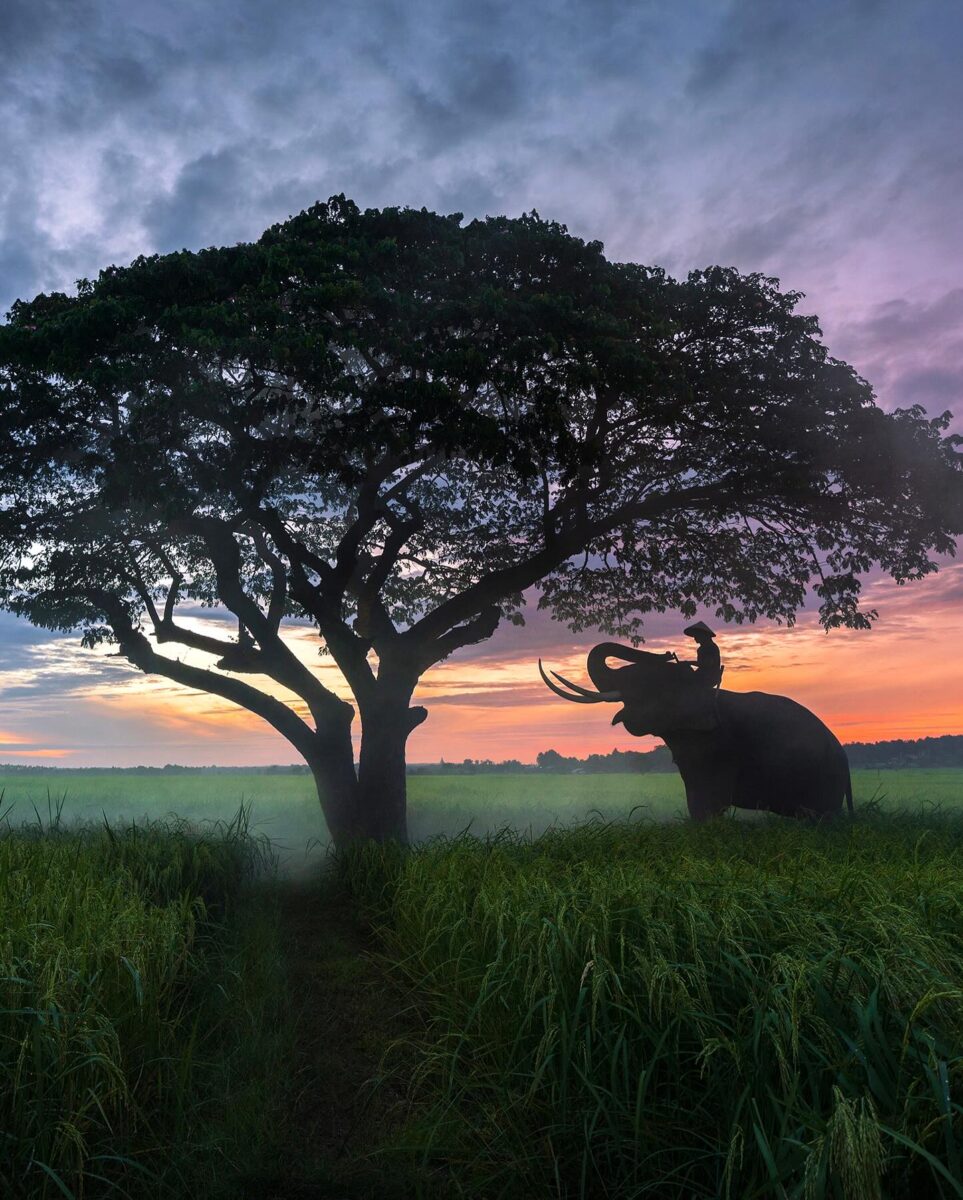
[354, 675, 427, 845]
[354, 723, 410, 843]
[304, 673, 425, 847]
[304, 720, 362, 849]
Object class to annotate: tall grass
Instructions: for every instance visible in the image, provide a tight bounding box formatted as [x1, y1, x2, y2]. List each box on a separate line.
[0, 801, 286, 1199]
[340, 809, 963, 1198]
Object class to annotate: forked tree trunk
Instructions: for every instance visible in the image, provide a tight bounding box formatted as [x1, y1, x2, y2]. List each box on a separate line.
[354, 670, 427, 843]
[306, 684, 421, 847]
[355, 715, 412, 844]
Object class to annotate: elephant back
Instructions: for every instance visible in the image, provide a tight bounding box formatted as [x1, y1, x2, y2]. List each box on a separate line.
[719, 690, 850, 817]
[719, 690, 842, 743]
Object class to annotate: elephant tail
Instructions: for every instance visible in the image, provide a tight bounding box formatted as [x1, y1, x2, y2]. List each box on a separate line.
[845, 767, 854, 816]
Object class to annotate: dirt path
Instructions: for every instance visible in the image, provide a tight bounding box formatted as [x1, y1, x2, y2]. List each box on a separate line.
[247, 876, 418, 1199]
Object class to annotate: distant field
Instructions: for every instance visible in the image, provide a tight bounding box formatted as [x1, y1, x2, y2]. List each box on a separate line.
[0, 769, 960, 862]
[406, 769, 963, 835]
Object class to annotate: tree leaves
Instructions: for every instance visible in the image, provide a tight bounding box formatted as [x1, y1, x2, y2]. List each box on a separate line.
[0, 194, 959, 680]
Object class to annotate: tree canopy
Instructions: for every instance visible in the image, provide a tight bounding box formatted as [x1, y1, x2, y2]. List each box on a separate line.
[1, 196, 960, 841]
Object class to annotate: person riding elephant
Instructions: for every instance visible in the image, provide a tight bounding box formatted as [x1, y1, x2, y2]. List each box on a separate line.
[538, 643, 853, 822]
[681, 621, 723, 688]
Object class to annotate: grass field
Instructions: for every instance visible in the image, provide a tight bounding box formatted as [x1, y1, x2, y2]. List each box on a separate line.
[2, 771, 963, 1197]
[0, 811, 288, 1199]
[342, 807, 963, 1199]
[0, 769, 960, 864]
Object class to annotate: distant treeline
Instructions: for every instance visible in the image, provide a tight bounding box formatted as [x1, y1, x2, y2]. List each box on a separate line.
[408, 747, 676, 774]
[2, 735, 962, 776]
[842, 735, 963, 769]
[534, 747, 676, 773]
[434, 737, 963, 774]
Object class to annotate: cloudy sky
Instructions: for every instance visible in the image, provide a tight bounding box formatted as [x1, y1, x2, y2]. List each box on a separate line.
[1, 0, 961, 766]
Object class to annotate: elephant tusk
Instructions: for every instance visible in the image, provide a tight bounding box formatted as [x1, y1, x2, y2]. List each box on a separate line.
[550, 669, 621, 702]
[538, 660, 619, 704]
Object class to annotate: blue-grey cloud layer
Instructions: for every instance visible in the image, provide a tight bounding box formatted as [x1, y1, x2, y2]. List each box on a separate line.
[2, 0, 960, 417]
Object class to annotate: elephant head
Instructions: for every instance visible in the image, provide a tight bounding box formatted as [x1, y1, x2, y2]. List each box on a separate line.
[539, 641, 720, 735]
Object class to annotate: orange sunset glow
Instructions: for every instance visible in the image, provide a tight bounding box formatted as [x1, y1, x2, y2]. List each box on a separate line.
[2, 563, 960, 767]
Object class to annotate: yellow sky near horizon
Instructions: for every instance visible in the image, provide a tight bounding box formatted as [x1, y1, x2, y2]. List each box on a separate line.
[1, 562, 960, 766]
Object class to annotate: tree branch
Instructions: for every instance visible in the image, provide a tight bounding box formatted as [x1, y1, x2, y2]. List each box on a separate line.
[423, 605, 502, 667]
[122, 554, 162, 629]
[354, 504, 425, 646]
[251, 511, 379, 706]
[247, 525, 288, 631]
[162, 570, 182, 624]
[403, 475, 761, 653]
[166, 516, 354, 726]
[331, 458, 400, 590]
[89, 591, 349, 761]
[256, 508, 337, 587]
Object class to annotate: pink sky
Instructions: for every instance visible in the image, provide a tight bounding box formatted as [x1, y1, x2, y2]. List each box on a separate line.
[1, 563, 960, 766]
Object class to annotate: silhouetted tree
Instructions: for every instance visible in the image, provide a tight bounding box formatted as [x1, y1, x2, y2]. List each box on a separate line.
[537, 749, 569, 772]
[1, 197, 960, 843]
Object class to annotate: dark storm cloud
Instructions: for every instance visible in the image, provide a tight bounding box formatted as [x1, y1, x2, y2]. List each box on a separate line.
[686, 0, 886, 99]
[854, 290, 963, 349]
[0, 205, 48, 318]
[712, 202, 831, 270]
[145, 147, 251, 251]
[892, 367, 961, 413]
[0, 0, 78, 65]
[648, 2, 962, 354]
[2, 0, 960, 350]
[395, 48, 526, 154]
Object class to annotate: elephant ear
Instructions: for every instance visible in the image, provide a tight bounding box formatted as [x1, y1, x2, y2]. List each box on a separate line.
[658, 679, 720, 733]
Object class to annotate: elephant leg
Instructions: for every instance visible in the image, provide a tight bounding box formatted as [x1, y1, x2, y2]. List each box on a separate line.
[669, 739, 735, 822]
[683, 777, 732, 822]
[685, 790, 716, 822]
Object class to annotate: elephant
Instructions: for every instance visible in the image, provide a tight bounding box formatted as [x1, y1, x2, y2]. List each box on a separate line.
[539, 643, 853, 822]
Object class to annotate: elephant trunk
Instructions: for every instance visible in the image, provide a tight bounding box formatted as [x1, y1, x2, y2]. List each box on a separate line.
[586, 642, 654, 692]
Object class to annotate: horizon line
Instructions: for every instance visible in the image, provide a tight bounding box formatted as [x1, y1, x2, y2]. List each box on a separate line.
[2, 731, 962, 772]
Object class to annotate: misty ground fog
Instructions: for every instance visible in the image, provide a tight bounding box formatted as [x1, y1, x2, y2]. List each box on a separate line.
[2, 768, 960, 876]
[0, 770, 692, 874]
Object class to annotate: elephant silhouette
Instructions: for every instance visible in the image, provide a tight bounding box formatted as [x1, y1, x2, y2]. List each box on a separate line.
[540, 643, 853, 822]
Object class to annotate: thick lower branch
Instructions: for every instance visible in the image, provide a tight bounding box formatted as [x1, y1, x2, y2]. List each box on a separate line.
[422, 606, 502, 668]
[92, 592, 350, 761]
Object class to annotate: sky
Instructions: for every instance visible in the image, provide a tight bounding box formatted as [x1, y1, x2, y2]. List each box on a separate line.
[1, 0, 961, 767]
